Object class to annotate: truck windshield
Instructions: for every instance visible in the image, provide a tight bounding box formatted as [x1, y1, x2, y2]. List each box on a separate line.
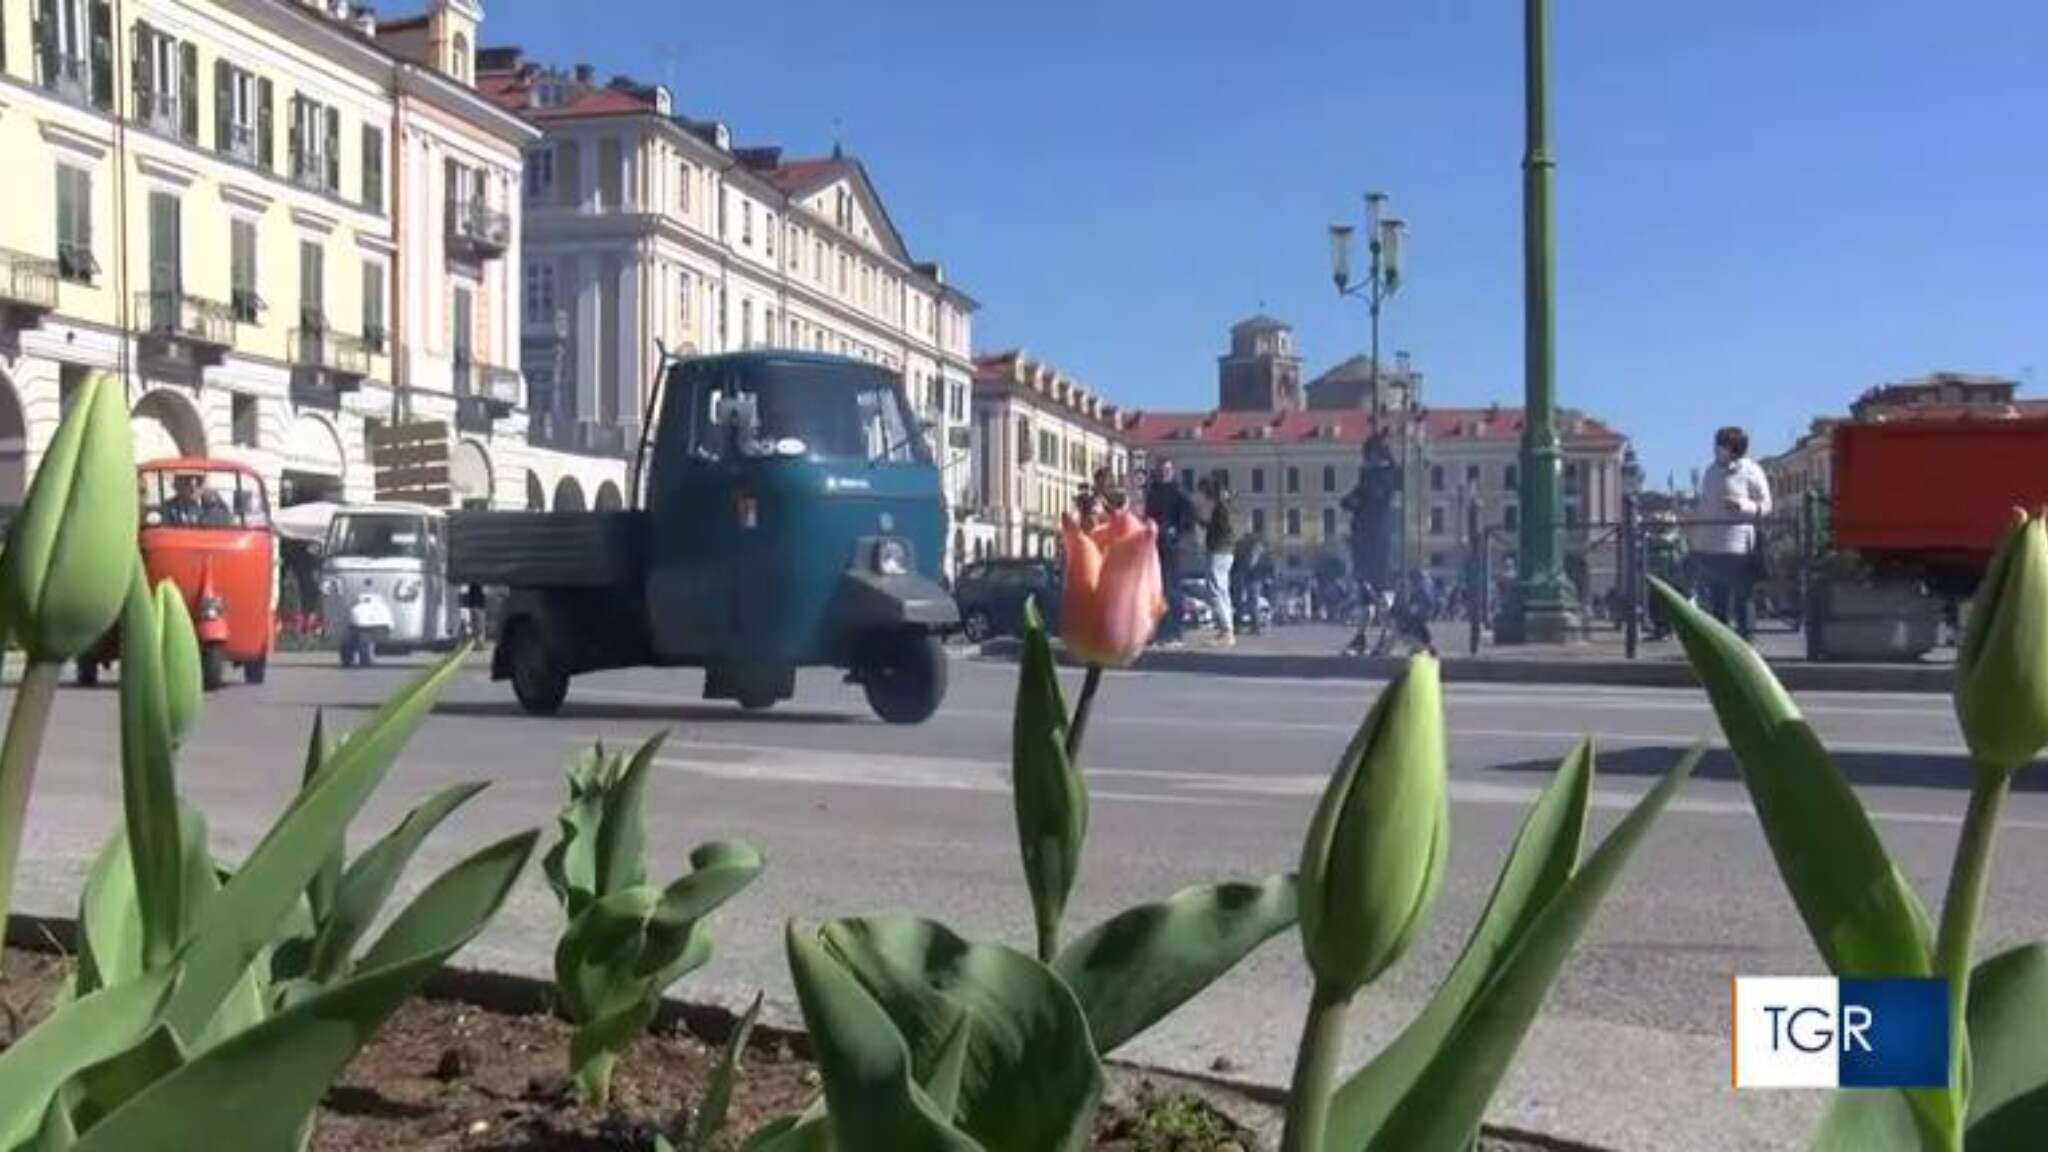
[709, 361, 929, 465]
[329, 515, 426, 559]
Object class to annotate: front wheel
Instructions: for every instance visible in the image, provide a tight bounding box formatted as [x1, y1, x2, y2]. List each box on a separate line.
[961, 611, 992, 644]
[505, 624, 568, 716]
[861, 631, 947, 725]
[200, 645, 226, 692]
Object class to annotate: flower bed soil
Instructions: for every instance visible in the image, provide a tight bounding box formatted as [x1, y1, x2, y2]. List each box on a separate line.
[1, 949, 1579, 1151]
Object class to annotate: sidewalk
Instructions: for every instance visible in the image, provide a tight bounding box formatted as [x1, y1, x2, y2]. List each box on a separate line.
[978, 620, 1956, 694]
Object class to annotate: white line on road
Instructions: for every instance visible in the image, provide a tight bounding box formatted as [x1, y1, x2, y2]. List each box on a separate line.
[649, 742, 2048, 832]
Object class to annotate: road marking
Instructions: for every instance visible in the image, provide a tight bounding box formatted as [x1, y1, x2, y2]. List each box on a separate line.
[649, 742, 2048, 832]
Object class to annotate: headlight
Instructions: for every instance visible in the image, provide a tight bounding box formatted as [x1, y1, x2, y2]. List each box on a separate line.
[320, 577, 342, 596]
[198, 595, 225, 621]
[394, 578, 422, 602]
[874, 538, 911, 576]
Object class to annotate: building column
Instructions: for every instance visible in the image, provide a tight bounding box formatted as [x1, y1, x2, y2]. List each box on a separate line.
[573, 254, 601, 424]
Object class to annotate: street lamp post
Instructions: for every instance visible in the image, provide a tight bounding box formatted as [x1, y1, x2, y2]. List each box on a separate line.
[1500, 0, 1579, 643]
[1330, 195, 1410, 570]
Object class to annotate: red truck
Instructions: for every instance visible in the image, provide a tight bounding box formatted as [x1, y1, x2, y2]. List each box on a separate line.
[1819, 417, 2048, 658]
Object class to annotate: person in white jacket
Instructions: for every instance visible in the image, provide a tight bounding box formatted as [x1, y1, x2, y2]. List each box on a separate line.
[1691, 425, 1773, 638]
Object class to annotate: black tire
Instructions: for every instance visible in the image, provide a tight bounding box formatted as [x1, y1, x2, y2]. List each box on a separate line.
[862, 632, 947, 725]
[738, 692, 778, 713]
[200, 645, 226, 693]
[75, 658, 100, 688]
[962, 611, 992, 644]
[243, 657, 268, 685]
[505, 623, 568, 716]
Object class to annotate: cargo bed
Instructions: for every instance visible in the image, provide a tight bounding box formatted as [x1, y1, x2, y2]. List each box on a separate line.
[448, 511, 645, 589]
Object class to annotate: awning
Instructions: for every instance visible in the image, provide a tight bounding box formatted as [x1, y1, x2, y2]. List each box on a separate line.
[273, 500, 343, 544]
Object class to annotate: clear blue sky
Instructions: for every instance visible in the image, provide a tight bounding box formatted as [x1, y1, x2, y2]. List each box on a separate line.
[486, 0, 2046, 483]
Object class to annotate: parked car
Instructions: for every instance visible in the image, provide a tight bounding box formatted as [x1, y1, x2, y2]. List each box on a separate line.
[954, 557, 1061, 642]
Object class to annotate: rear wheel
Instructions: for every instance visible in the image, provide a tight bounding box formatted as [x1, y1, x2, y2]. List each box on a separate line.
[200, 645, 226, 692]
[243, 657, 268, 685]
[75, 658, 100, 688]
[861, 631, 947, 725]
[505, 623, 568, 716]
[738, 692, 778, 713]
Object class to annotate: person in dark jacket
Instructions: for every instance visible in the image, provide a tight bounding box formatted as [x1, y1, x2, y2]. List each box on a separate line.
[1144, 460, 1197, 645]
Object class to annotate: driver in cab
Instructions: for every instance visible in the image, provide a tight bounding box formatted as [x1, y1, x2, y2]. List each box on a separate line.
[159, 476, 235, 527]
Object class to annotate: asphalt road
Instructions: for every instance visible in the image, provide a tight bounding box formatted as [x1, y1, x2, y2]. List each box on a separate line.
[10, 651, 2042, 1151]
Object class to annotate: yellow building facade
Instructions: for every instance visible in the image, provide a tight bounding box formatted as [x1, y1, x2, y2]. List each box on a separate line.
[0, 0, 612, 514]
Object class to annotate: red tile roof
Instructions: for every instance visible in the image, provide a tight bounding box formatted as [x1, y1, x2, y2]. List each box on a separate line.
[476, 69, 654, 121]
[1121, 406, 1623, 447]
[761, 157, 851, 195]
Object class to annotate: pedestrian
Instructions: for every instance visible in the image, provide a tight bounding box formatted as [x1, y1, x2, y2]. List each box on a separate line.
[1092, 466, 1128, 515]
[1197, 478, 1236, 646]
[1691, 425, 1773, 639]
[1144, 459, 1197, 646]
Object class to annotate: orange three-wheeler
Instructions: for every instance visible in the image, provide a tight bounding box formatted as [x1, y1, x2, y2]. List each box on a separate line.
[79, 458, 277, 691]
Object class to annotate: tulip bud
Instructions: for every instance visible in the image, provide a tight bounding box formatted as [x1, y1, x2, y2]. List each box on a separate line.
[1298, 655, 1448, 997]
[0, 371, 137, 662]
[153, 578, 204, 747]
[1059, 510, 1166, 668]
[1955, 511, 2048, 774]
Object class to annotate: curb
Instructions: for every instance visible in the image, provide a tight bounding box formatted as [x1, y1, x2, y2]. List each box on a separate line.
[5, 911, 1615, 1152]
[975, 638, 1954, 695]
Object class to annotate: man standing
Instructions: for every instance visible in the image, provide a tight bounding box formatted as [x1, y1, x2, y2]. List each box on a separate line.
[1341, 432, 1402, 655]
[1145, 459, 1196, 646]
[1692, 425, 1773, 639]
[1198, 478, 1236, 646]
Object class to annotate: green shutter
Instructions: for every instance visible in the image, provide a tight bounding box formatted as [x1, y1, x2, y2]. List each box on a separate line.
[88, 0, 112, 109]
[362, 125, 383, 211]
[179, 42, 198, 140]
[324, 107, 340, 193]
[214, 60, 231, 151]
[257, 77, 274, 168]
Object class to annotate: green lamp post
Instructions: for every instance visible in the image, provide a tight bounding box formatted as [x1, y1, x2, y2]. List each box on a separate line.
[1500, 0, 1580, 643]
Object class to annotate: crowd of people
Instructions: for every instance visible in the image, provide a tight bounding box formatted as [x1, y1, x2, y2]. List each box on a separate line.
[1061, 421, 1777, 654]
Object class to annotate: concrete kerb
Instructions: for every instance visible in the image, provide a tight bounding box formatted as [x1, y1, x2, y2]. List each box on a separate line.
[975, 638, 1955, 695]
[5, 911, 1615, 1151]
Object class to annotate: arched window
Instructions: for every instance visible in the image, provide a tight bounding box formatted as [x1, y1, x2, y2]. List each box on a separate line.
[451, 33, 470, 81]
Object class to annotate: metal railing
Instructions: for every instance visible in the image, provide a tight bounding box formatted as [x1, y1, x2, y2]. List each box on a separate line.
[220, 122, 260, 166]
[135, 88, 183, 136]
[0, 249, 61, 311]
[453, 356, 521, 408]
[37, 48, 94, 106]
[290, 328, 371, 377]
[447, 198, 511, 256]
[135, 290, 235, 346]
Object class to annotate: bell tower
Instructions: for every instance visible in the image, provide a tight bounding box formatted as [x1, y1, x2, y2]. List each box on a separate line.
[429, 0, 483, 86]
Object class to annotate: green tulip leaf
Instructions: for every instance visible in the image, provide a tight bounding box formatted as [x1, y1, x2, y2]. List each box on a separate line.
[544, 742, 620, 916]
[921, 1009, 975, 1122]
[597, 734, 664, 898]
[786, 921, 984, 1152]
[298, 711, 340, 929]
[818, 916, 1102, 1152]
[1053, 873, 1297, 1055]
[307, 780, 490, 983]
[1013, 600, 1085, 962]
[685, 991, 764, 1152]
[150, 579, 202, 750]
[0, 968, 176, 1150]
[161, 646, 472, 1045]
[738, 1104, 831, 1152]
[1366, 746, 1701, 1152]
[69, 830, 536, 1152]
[1654, 579, 1934, 979]
[1820, 940, 2048, 1151]
[1327, 739, 1595, 1149]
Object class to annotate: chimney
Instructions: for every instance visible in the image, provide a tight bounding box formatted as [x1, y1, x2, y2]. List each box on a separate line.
[574, 63, 594, 84]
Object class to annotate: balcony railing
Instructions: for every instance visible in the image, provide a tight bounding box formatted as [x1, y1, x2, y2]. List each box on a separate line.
[446, 198, 510, 261]
[135, 290, 235, 348]
[0, 249, 61, 318]
[529, 413, 632, 458]
[221, 121, 259, 166]
[135, 88, 182, 137]
[453, 355, 521, 411]
[37, 48, 96, 107]
[291, 327, 372, 381]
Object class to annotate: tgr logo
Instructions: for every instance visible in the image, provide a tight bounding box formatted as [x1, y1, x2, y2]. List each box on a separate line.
[1733, 977, 1948, 1089]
